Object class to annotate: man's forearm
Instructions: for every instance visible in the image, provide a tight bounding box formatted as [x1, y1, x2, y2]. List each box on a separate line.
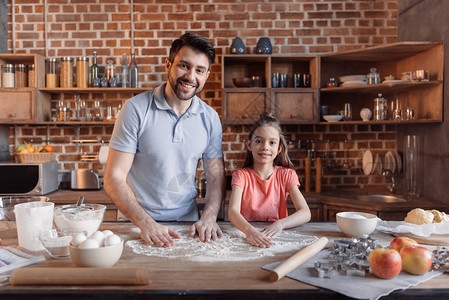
[200, 158, 226, 220]
[104, 176, 155, 228]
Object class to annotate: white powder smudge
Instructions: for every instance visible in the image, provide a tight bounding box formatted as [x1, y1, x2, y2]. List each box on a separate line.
[126, 225, 317, 262]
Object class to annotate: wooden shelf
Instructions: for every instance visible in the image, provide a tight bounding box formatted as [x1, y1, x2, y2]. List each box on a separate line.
[319, 119, 441, 125]
[39, 87, 148, 94]
[320, 80, 442, 94]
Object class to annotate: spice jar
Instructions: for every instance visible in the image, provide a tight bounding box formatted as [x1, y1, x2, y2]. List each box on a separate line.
[367, 67, 380, 85]
[60, 57, 73, 88]
[57, 100, 69, 122]
[2, 64, 15, 87]
[46, 58, 59, 88]
[15, 64, 28, 88]
[76, 57, 89, 88]
[327, 77, 337, 88]
[28, 64, 35, 87]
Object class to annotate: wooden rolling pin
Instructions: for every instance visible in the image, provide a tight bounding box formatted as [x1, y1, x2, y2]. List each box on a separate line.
[304, 157, 311, 192]
[10, 267, 150, 285]
[268, 237, 328, 281]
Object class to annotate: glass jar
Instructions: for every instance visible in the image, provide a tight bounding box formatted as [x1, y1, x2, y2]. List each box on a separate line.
[28, 64, 35, 87]
[15, 64, 28, 88]
[76, 57, 89, 88]
[57, 100, 69, 122]
[45, 58, 59, 88]
[373, 93, 387, 121]
[2, 64, 15, 87]
[327, 77, 337, 88]
[367, 67, 380, 85]
[60, 57, 73, 88]
[105, 60, 116, 86]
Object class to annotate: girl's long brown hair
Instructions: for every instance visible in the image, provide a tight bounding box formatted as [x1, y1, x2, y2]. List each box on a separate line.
[242, 113, 294, 169]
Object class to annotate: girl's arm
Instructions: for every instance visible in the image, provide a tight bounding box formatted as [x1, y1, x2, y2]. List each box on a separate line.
[228, 185, 272, 247]
[262, 185, 311, 237]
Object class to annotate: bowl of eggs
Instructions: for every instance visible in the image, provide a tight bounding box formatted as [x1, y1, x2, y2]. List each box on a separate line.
[69, 229, 123, 267]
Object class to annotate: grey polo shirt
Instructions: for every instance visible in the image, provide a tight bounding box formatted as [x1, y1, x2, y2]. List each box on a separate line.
[110, 83, 223, 221]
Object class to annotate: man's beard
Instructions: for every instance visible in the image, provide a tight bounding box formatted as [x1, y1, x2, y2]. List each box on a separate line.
[168, 76, 203, 101]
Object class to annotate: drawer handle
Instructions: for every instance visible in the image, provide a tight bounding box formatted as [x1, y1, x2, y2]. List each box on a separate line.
[242, 114, 248, 119]
[290, 114, 297, 119]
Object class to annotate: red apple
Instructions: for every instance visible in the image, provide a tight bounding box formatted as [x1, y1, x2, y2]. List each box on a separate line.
[369, 248, 402, 279]
[390, 236, 418, 252]
[400, 245, 433, 275]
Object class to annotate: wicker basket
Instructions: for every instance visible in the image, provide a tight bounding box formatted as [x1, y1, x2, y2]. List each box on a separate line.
[16, 153, 55, 163]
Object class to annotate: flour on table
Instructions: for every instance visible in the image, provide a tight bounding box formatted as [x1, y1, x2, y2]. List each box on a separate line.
[125, 225, 317, 262]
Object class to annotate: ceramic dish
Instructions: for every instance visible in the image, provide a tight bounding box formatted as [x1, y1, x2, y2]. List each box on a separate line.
[340, 81, 367, 87]
[323, 115, 343, 122]
[362, 149, 373, 175]
[339, 75, 367, 82]
[374, 154, 382, 175]
[384, 151, 396, 173]
[382, 79, 403, 84]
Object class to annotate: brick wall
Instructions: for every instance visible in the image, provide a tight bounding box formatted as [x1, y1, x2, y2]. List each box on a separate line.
[7, 0, 398, 190]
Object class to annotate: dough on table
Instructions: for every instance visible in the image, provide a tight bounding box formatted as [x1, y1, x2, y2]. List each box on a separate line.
[430, 209, 449, 223]
[404, 208, 434, 225]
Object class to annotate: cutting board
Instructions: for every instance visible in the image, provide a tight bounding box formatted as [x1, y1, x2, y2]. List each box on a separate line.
[393, 233, 449, 246]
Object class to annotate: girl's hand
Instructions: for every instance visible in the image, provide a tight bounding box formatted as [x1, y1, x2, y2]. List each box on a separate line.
[262, 220, 284, 238]
[246, 229, 272, 248]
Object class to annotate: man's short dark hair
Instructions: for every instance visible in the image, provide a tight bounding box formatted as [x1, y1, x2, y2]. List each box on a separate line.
[169, 33, 216, 69]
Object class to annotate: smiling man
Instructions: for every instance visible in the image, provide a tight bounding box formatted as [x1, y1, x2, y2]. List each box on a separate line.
[104, 33, 225, 247]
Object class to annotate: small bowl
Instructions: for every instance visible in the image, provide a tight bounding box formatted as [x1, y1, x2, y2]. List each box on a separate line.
[39, 229, 85, 259]
[232, 77, 252, 88]
[336, 212, 378, 238]
[69, 239, 124, 267]
[323, 115, 343, 122]
[53, 204, 106, 236]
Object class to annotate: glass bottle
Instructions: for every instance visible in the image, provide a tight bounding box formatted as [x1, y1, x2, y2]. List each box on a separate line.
[105, 60, 115, 87]
[129, 53, 138, 88]
[120, 53, 129, 88]
[405, 135, 421, 198]
[90, 51, 99, 87]
[28, 64, 35, 87]
[373, 93, 387, 121]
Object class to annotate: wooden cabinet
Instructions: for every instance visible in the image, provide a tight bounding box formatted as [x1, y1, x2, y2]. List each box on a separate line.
[319, 41, 444, 124]
[0, 54, 50, 123]
[222, 54, 319, 124]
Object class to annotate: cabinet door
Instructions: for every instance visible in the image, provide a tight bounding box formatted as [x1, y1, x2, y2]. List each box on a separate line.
[0, 90, 35, 122]
[270, 89, 319, 124]
[223, 89, 268, 125]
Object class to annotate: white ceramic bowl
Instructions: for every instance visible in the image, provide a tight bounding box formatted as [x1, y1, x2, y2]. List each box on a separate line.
[69, 239, 123, 267]
[323, 115, 343, 122]
[336, 212, 378, 238]
[54, 204, 106, 236]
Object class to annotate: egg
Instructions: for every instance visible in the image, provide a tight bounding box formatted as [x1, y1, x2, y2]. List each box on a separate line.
[71, 233, 87, 247]
[90, 231, 106, 246]
[102, 230, 114, 238]
[104, 234, 121, 246]
[79, 238, 100, 249]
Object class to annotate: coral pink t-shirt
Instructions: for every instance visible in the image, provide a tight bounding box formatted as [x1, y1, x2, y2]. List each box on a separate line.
[231, 166, 300, 222]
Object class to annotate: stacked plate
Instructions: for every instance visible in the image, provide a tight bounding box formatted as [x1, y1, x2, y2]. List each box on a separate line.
[339, 75, 367, 87]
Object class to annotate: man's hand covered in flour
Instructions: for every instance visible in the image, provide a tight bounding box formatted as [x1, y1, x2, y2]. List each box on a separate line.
[141, 221, 181, 247]
[189, 214, 223, 242]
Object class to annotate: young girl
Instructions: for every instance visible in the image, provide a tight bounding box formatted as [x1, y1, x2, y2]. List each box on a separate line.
[228, 113, 311, 248]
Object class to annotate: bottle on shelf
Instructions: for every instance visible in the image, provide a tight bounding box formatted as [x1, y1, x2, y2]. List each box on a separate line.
[120, 53, 129, 88]
[90, 51, 99, 87]
[129, 53, 138, 88]
[105, 60, 116, 87]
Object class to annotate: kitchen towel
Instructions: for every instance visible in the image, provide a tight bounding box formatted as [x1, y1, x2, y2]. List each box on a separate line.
[263, 250, 442, 300]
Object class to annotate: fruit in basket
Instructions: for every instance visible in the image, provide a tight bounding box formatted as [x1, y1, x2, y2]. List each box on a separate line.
[369, 248, 402, 279]
[390, 236, 418, 253]
[400, 245, 433, 275]
[15, 144, 27, 153]
[44, 145, 53, 152]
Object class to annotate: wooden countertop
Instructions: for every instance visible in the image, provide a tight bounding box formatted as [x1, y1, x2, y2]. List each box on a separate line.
[0, 222, 448, 299]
